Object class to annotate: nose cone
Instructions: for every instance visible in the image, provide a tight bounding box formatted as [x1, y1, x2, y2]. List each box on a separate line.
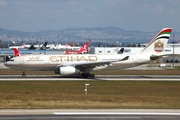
[4, 59, 14, 68]
[4, 61, 10, 67]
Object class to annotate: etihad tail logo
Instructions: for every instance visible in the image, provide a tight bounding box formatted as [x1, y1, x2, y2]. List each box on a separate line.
[154, 40, 164, 52]
[152, 28, 172, 53]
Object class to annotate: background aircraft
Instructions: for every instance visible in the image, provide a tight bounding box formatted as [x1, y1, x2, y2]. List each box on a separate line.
[64, 41, 89, 54]
[9, 42, 48, 50]
[9, 43, 26, 49]
[28, 42, 48, 50]
[12, 41, 89, 57]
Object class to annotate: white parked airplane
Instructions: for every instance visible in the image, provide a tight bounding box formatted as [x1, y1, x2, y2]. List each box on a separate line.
[9, 43, 26, 49]
[9, 42, 49, 50]
[48, 43, 80, 50]
[4, 28, 172, 78]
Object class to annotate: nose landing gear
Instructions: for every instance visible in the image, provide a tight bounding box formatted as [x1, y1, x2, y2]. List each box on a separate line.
[22, 71, 26, 77]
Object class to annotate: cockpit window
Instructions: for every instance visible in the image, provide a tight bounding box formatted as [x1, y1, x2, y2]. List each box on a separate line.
[9, 59, 14, 61]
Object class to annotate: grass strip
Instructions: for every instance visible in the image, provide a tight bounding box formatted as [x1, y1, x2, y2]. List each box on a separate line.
[0, 81, 180, 109]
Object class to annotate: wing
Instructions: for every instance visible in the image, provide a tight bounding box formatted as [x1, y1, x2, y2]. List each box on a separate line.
[56, 56, 129, 69]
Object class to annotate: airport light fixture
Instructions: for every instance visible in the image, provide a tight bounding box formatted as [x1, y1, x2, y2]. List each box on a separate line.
[85, 83, 90, 95]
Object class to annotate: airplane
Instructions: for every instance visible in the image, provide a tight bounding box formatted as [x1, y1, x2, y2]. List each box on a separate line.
[9, 43, 26, 49]
[48, 43, 81, 50]
[64, 41, 89, 54]
[12, 41, 87, 57]
[28, 42, 48, 50]
[4, 28, 172, 78]
[9, 42, 48, 50]
[10, 47, 129, 78]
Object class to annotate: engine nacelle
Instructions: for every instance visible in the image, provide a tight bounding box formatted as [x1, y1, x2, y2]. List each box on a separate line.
[54, 66, 80, 75]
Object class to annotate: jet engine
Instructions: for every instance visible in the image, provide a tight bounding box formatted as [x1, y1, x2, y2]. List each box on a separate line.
[54, 66, 80, 75]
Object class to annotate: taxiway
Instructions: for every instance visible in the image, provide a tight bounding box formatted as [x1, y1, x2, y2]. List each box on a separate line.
[0, 109, 180, 120]
[0, 75, 180, 81]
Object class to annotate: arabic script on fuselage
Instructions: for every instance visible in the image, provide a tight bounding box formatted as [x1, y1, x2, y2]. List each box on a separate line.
[29, 57, 40, 60]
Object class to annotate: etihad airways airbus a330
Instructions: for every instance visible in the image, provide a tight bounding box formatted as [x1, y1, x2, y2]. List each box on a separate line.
[4, 28, 172, 78]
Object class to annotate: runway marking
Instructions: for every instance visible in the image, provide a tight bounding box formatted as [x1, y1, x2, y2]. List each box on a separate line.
[53, 112, 180, 116]
[1, 75, 180, 81]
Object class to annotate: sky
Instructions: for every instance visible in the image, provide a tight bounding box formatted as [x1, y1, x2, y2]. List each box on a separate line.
[0, 0, 180, 32]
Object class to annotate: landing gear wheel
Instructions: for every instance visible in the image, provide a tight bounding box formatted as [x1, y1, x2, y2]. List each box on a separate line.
[89, 74, 95, 79]
[22, 71, 26, 77]
[81, 73, 95, 79]
[81, 73, 87, 78]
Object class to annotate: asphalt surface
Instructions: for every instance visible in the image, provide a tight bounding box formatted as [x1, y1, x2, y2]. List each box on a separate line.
[0, 75, 180, 81]
[0, 109, 180, 120]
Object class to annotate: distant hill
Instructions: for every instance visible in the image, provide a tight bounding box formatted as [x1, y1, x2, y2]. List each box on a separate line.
[0, 27, 179, 44]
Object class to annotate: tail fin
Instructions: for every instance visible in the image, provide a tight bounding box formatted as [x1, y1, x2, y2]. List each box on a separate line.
[28, 44, 36, 50]
[117, 48, 124, 54]
[13, 48, 22, 57]
[79, 41, 89, 53]
[141, 28, 172, 54]
[22, 43, 26, 48]
[40, 42, 48, 50]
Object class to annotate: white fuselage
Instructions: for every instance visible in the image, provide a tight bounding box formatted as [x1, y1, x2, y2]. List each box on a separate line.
[4, 53, 151, 71]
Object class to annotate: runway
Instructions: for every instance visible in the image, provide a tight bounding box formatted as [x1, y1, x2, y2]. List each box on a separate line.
[0, 109, 180, 120]
[0, 75, 180, 81]
[1, 75, 180, 119]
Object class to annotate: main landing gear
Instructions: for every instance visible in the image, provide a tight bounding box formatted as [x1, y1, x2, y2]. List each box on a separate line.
[81, 73, 95, 79]
[22, 71, 26, 77]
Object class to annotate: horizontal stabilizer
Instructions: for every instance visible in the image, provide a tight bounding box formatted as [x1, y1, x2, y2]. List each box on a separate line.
[150, 54, 169, 60]
[122, 56, 129, 61]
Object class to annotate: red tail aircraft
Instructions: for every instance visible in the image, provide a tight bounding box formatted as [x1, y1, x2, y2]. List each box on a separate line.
[13, 48, 22, 57]
[64, 41, 89, 54]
